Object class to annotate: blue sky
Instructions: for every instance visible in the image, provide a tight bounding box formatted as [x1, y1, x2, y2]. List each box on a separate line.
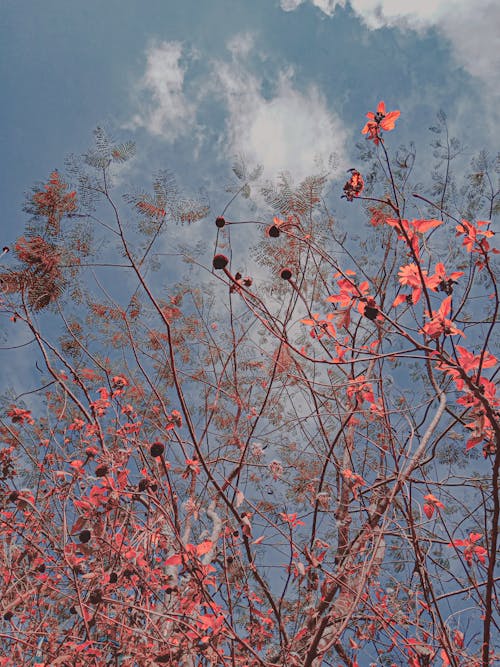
[1, 0, 498, 246]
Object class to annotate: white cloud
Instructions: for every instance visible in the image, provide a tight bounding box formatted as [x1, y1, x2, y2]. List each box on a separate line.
[280, 0, 340, 15]
[214, 60, 347, 183]
[127, 34, 349, 182]
[128, 41, 196, 140]
[279, 0, 500, 92]
[226, 31, 256, 59]
[439, 2, 499, 91]
[280, 0, 304, 9]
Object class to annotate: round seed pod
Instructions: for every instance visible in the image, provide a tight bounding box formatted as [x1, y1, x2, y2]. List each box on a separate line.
[150, 442, 165, 458]
[364, 305, 379, 321]
[79, 530, 91, 543]
[280, 268, 292, 280]
[95, 464, 109, 477]
[268, 225, 280, 237]
[88, 589, 103, 604]
[213, 254, 229, 270]
[215, 216, 226, 228]
[138, 478, 149, 492]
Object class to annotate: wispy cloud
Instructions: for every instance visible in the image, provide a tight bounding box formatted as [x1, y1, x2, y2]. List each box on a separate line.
[226, 31, 256, 59]
[128, 33, 348, 183]
[213, 49, 347, 182]
[127, 40, 196, 140]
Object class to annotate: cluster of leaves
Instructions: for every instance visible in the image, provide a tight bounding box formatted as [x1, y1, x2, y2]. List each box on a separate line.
[0, 172, 79, 310]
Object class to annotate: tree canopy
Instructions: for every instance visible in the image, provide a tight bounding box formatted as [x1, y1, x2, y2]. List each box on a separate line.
[0, 103, 498, 667]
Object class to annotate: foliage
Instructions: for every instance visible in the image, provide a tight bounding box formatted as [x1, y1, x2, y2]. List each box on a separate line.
[0, 102, 498, 667]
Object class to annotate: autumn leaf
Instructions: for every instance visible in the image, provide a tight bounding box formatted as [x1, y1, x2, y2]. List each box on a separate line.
[362, 100, 400, 144]
[196, 540, 213, 556]
[411, 218, 442, 233]
[164, 553, 183, 566]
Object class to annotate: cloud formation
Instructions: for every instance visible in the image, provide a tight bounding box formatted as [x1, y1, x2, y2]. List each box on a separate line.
[128, 40, 195, 140]
[214, 56, 347, 182]
[129, 35, 347, 183]
[279, 0, 500, 92]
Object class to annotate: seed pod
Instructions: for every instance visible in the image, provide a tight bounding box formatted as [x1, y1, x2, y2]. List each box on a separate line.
[150, 442, 165, 458]
[88, 589, 103, 604]
[364, 305, 379, 321]
[280, 268, 292, 280]
[79, 530, 91, 543]
[215, 216, 226, 228]
[138, 478, 149, 492]
[213, 254, 229, 270]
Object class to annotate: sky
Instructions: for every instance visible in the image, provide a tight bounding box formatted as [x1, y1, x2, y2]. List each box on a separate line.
[1, 0, 498, 232]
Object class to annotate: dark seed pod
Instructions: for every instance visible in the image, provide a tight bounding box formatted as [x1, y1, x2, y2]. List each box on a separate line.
[95, 464, 109, 477]
[138, 478, 149, 492]
[268, 225, 280, 238]
[8, 490, 19, 503]
[150, 442, 165, 458]
[213, 254, 229, 270]
[364, 305, 379, 321]
[280, 268, 292, 280]
[79, 530, 91, 543]
[215, 216, 226, 228]
[88, 589, 103, 604]
[3, 611, 13, 621]
[109, 572, 118, 583]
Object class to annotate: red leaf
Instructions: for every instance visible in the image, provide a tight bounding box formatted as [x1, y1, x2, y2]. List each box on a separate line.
[196, 540, 213, 556]
[164, 554, 183, 566]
